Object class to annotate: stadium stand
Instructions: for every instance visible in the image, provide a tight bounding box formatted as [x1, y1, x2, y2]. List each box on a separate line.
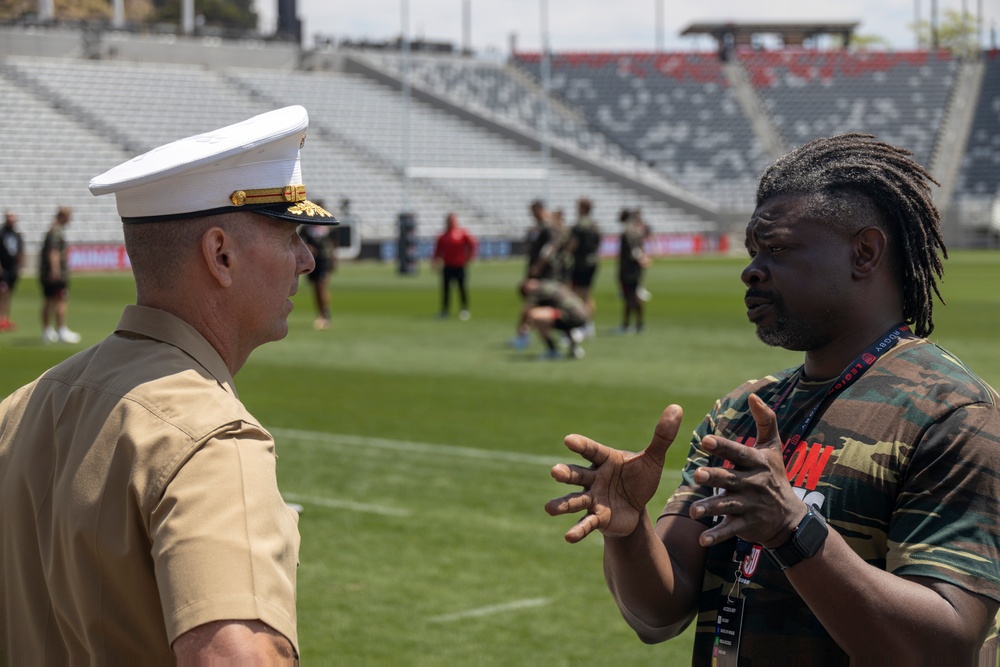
[0, 24, 996, 261]
[1, 51, 718, 258]
[740, 49, 959, 168]
[0, 55, 500, 245]
[954, 49, 1000, 236]
[0, 69, 124, 250]
[224, 64, 716, 236]
[512, 51, 773, 211]
[362, 51, 640, 167]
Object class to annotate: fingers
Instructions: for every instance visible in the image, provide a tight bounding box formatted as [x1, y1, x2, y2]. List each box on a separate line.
[562, 433, 610, 467]
[544, 489, 600, 544]
[646, 404, 683, 465]
[564, 513, 600, 543]
[543, 490, 591, 517]
[692, 464, 738, 489]
[701, 435, 761, 470]
[562, 403, 683, 468]
[747, 393, 781, 450]
[549, 462, 596, 487]
[697, 515, 747, 547]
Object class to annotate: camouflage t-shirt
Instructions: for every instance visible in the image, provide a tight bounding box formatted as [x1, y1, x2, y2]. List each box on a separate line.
[40, 225, 67, 282]
[618, 221, 646, 283]
[661, 337, 1000, 664]
[525, 280, 589, 324]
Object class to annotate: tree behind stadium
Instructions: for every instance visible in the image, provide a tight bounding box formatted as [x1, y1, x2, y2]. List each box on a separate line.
[0, 0, 256, 32]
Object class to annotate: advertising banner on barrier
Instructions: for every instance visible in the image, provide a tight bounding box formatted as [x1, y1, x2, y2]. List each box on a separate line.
[599, 233, 729, 258]
[67, 245, 132, 272]
[66, 233, 729, 273]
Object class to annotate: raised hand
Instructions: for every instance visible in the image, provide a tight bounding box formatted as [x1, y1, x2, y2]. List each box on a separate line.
[689, 394, 807, 548]
[544, 405, 683, 543]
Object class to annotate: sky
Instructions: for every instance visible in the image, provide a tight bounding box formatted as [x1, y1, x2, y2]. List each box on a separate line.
[256, 0, 1000, 54]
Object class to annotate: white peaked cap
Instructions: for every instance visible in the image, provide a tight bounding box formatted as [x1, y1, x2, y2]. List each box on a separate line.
[89, 105, 337, 225]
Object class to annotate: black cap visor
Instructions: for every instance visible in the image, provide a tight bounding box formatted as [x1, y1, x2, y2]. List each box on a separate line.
[122, 200, 339, 225]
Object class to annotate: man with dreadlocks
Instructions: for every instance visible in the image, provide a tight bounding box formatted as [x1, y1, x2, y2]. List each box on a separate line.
[545, 134, 1000, 664]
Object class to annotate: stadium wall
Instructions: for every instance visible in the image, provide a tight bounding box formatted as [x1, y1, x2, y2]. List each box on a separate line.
[0, 26, 303, 69]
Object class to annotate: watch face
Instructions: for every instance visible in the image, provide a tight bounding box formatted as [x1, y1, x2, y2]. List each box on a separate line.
[765, 506, 829, 570]
[796, 511, 828, 556]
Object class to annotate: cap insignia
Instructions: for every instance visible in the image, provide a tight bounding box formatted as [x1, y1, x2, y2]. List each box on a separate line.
[287, 201, 335, 218]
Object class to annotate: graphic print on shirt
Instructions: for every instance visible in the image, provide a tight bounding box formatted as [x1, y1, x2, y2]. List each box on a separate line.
[716, 434, 833, 580]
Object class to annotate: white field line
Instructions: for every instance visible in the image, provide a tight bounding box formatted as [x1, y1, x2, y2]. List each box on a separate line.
[428, 597, 552, 623]
[281, 492, 412, 517]
[274, 428, 683, 517]
[274, 427, 684, 482]
[272, 427, 568, 467]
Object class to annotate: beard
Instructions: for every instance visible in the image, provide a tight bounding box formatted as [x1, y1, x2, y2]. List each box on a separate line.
[751, 290, 834, 352]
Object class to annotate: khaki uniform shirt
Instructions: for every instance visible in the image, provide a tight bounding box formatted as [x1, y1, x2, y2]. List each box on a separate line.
[0, 305, 300, 664]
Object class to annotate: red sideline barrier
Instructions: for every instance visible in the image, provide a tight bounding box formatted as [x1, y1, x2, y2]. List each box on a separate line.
[67, 245, 132, 272]
[65, 234, 731, 272]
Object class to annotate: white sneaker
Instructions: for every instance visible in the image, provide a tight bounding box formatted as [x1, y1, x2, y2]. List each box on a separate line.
[58, 327, 81, 344]
[42, 327, 59, 344]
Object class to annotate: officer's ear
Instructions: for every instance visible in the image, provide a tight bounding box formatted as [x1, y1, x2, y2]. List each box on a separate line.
[201, 226, 235, 288]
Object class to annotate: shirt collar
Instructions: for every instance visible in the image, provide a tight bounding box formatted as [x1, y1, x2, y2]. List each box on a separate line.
[114, 304, 239, 398]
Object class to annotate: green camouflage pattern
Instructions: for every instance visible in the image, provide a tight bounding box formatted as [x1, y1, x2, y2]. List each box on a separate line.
[618, 220, 646, 282]
[662, 337, 1000, 664]
[524, 280, 589, 323]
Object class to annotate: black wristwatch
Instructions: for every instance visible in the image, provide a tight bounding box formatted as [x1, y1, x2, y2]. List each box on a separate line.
[765, 504, 828, 571]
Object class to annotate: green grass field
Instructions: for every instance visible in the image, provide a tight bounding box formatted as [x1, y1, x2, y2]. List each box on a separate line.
[2, 251, 999, 663]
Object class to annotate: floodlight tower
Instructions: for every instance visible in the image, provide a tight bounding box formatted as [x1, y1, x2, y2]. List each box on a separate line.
[931, 0, 939, 49]
[401, 0, 412, 215]
[182, 0, 194, 35]
[397, 0, 417, 275]
[539, 0, 552, 205]
[462, 0, 471, 54]
[655, 0, 664, 51]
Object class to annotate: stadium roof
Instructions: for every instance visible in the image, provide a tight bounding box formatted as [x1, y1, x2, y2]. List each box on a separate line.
[681, 21, 860, 48]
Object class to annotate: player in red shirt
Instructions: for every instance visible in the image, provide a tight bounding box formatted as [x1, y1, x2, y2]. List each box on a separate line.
[432, 212, 477, 320]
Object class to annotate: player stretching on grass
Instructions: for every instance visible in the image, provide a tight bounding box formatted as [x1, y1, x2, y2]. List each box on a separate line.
[519, 278, 590, 360]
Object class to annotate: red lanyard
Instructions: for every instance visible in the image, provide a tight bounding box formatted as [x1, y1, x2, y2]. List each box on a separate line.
[758, 324, 913, 465]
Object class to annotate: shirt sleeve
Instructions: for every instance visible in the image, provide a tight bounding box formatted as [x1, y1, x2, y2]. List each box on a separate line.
[660, 408, 718, 522]
[149, 425, 300, 650]
[888, 403, 1000, 602]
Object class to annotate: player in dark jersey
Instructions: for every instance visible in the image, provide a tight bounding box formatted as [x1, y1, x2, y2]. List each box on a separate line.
[567, 198, 601, 338]
[616, 208, 649, 334]
[39, 206, 80, 344]
[299, 220, 336, 330]
[0, 211, 24, 332]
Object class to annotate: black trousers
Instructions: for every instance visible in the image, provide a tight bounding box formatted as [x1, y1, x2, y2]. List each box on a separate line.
[442, 265, 468, 312]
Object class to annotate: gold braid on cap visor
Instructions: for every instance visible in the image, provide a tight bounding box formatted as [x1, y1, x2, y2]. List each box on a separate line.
[230, 185, 307, 206]
[229, 184, 334, 218]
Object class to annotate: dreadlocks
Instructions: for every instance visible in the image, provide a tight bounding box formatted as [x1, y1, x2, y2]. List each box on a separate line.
[756, 132, 947, 337]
